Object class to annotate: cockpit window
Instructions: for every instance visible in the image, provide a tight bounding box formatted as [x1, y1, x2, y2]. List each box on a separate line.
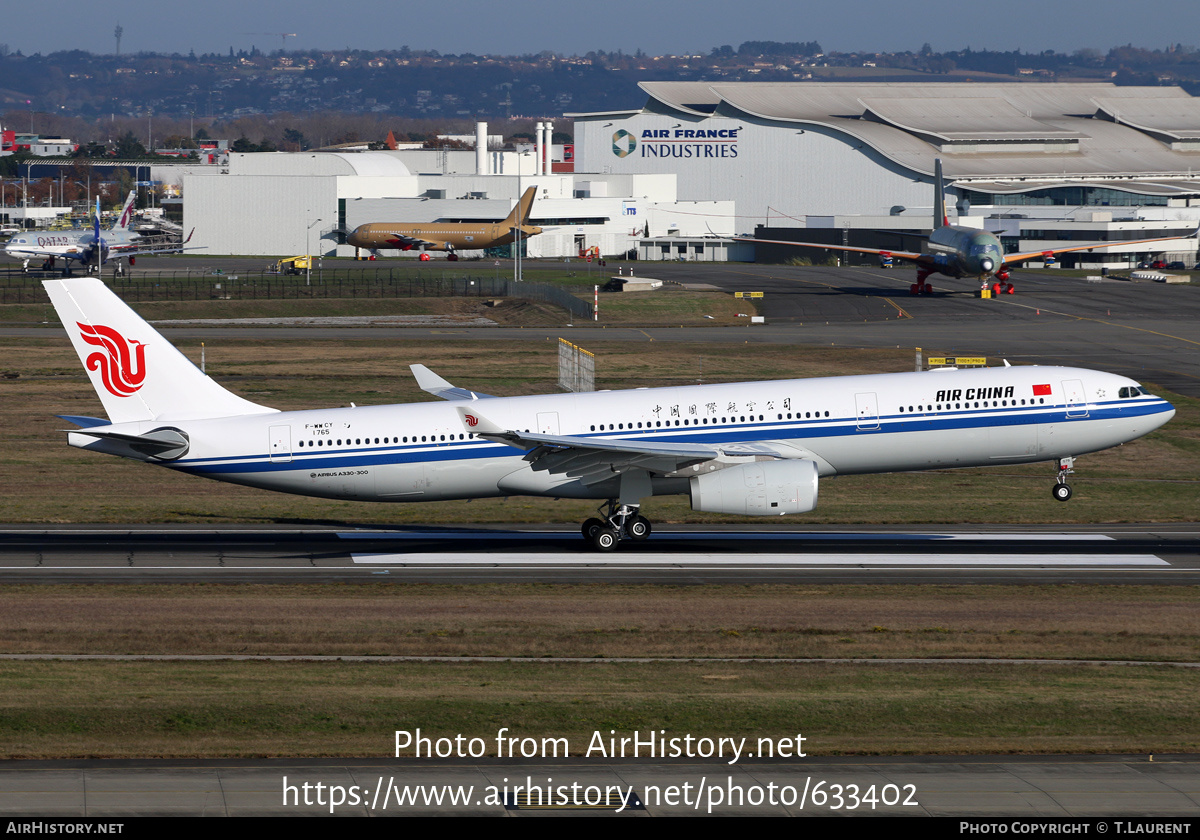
[1120, 385, 1152, 398]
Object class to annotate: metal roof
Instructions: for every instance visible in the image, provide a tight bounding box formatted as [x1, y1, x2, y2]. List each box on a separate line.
[857, 97, 1079, 141]
[576, 81, 1200, 181]
[1091, 95, 1200, 140]
[959, 180, 1199, 196]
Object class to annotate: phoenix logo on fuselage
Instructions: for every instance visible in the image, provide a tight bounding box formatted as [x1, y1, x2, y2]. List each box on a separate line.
[77, 322, 146, 397]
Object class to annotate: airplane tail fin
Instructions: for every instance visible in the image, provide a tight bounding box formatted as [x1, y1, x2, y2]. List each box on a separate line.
[505, 186, 537, 227]
[110, 190, 137, 232]
[42, 277, 277, 424]
[933, 158, 948, 227]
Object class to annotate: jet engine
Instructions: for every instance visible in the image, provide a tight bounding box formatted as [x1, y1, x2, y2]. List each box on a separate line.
[79, 237, 109, 270]
[688, 459, 819, 516]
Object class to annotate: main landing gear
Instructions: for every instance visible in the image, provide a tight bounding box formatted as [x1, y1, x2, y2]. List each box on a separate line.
[1052, 457, 1075, 502]
[581, 499, 652, 552]
[910, 269, 934, 295]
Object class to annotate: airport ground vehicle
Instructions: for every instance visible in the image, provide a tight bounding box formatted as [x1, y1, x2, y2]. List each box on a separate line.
[275, 255, 312, 275]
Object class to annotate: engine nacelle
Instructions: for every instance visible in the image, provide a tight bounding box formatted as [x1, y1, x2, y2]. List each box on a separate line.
[688, 459, 819, 516]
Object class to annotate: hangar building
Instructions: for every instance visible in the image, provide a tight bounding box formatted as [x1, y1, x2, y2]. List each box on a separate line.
[183, 148, 732, 258]
[571, 82, 1200, 266]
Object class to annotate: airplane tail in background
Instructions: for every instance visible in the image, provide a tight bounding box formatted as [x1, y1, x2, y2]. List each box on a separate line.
[110, 190, 137, 232]
[933, 158, 948, 227]
[42, 278, 277, 424]
[505, 186, 537, 228]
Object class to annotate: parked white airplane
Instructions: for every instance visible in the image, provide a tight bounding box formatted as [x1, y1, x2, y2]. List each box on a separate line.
[741, 160, 1196, 296]
[44, 277, 1175, 550]
[7, 192, 190, 274]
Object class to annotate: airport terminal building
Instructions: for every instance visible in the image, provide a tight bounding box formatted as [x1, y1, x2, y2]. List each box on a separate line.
[571, 81, 1200, 266]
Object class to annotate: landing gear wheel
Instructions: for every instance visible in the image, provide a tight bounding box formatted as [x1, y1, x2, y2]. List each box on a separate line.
[591, 526, 619, 552]
[1053, 483, 1073, 502]
[922, 282, 933, 294]
[582, 518, 604, 540]
[628, 515, 651, 541]
[910, 283, 920, 295]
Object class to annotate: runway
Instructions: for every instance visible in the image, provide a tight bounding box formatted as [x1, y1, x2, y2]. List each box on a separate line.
[2, 754, 1198, 817]
[3, 524, 1198, 583]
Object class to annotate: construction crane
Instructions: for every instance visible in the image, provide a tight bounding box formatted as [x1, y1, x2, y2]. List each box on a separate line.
[244, 33, 297, 50]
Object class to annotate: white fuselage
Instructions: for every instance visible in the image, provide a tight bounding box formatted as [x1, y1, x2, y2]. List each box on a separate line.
[5, 230, 140, 265]
[70, 365, 1175, 506]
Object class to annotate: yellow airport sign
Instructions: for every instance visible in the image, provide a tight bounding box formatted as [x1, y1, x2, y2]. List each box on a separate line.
[734, 291, 764, 299]
[928, 357, 988, 367]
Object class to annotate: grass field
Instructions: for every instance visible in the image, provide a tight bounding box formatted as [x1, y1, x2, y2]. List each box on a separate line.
[3, 660, 1197, 758]
[1, 584, 1198, 758]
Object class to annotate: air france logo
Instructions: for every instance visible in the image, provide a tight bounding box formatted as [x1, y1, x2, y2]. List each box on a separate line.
[612, 129, 637, 158]
[78, 322, 146, 397]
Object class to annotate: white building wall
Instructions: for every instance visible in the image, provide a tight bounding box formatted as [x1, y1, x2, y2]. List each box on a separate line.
[185, 175, 338, 256]
[575, 115, 934, 231]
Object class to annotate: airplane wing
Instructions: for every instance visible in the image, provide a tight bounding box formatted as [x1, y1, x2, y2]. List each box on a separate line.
[384, 233, 440, 249]
[456, 407, 786, 484]
[411, 364, 495, 401]
[732, 235, 929, 264]
[1001, 232, 1199, 266]
[108, 229, 200, 257]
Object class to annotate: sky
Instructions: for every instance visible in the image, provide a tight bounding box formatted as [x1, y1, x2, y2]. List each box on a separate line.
[3, 0, 1198, 58]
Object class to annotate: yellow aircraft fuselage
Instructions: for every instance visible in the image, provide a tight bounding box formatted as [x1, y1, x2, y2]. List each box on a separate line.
[346, 187, 541, 253]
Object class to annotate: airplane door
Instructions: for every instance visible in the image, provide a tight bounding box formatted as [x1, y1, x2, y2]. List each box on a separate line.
[1061, 379, 1089, 418]
[536, 412, 561, 435]
[268, 425, 292, 462]
[855, 392, 880, 430]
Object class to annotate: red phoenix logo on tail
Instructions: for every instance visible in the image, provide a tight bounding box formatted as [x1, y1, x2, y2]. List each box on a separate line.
[77, 322, 146, 397]
[464, 414, 479, 427]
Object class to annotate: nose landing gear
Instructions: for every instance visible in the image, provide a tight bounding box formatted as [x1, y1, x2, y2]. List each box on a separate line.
[988, 270, 1014, 295]
[1052, 457, 1075, 501]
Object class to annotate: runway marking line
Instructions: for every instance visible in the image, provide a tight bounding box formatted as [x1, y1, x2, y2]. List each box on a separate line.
[351, 552, 1167, 566]
[336, 531, 1117, 542]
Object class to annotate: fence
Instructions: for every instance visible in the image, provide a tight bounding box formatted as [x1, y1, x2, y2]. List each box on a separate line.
[0, 267, 593, 318]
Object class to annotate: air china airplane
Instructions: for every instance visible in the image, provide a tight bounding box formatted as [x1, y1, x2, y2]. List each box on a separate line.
[45, 277, 1174, 551]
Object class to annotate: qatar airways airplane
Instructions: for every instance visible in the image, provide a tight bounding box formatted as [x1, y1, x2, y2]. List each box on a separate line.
[7, 192, 191, 274]
[44, 277, 1174, 551]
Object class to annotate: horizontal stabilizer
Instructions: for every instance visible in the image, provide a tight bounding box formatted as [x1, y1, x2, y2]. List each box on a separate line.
[69, 426, 190, 461]
[55, 414, 109, 428]
[410, 364, 495, 401]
